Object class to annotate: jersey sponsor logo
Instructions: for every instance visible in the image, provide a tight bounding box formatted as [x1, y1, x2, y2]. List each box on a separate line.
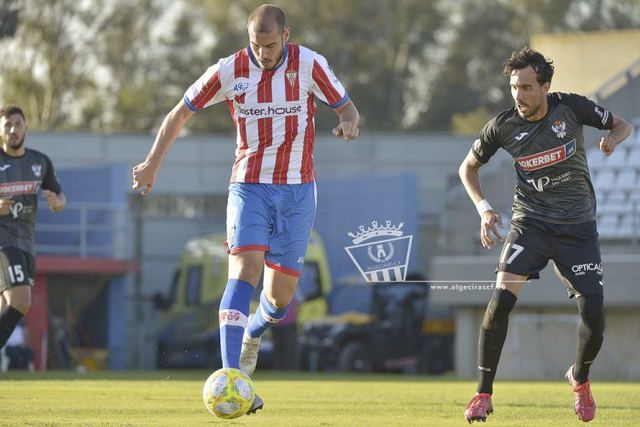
[571, 263, 602, 276]
[233, 80, 249, 95]
[527, 176, 550, 192]
[236, 102, 304, 117]
[551, 120, 567, 138]
[526, 171, 572, 192]
[515, 132, 528, 141]
[0, 164, 10, 171]
[9, 201, 24, 219]
[0, 181, 38, 196]
[515, 139, 576, 171]
[31, 163, 42, 177]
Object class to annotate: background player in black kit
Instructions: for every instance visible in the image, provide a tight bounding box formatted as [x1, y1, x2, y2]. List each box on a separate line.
[459, 48, 632, 423]
[0, 106, 66, 353]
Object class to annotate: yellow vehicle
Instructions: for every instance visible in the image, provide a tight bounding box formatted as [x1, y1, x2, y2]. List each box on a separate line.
[154, 231, 331, 368]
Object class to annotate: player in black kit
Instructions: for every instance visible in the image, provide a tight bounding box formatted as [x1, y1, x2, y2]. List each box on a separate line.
[460, 48, 632, 423]
[0, 106, 66, 354]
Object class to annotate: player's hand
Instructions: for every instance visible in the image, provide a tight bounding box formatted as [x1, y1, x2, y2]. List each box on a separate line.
[332, 121, 359, 141]
[42, 190, 65, 212]
[598, 134, 617, 156]
[0, 197, 14, 216]
[132, 160, 159, 195]
[480, 210, 503, 249]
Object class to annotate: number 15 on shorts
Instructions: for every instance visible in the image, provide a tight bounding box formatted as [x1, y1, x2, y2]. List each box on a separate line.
[8, 264, 25, 283]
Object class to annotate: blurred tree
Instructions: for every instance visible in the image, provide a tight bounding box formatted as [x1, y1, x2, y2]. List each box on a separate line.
[418, 0, 575, 132]
[0, 0, 87, 128]
[155, 9, 219, 133]
[0, 0, 19, 39]
[86, 0, 164, 132]
[1, 0, 639, 132]
[421, 0, 640, 133]
[451, 108, 492, 135]
[0, 0, 166, 131]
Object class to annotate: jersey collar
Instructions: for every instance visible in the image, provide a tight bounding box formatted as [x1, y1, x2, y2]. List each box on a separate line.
[247, 43, 289, 71]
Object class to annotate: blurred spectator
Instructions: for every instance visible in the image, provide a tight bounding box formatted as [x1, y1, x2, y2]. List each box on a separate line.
[1, 320, 34, 371]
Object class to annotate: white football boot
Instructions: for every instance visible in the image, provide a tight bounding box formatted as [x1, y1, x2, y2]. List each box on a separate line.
[239, 330, 261, 376]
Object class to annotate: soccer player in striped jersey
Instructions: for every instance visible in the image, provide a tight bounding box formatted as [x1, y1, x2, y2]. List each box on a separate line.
[132, 4, 359, 415]
[460, 48, 632, 423]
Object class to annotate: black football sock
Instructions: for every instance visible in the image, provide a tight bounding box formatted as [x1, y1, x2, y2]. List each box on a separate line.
[477, 288, 517, 395]
[0, 305, 24, 348]
[573, 294, 605, 384]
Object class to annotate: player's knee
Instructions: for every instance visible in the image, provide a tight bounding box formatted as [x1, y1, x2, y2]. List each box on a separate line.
[263, 288, 293, 309]
[481, 288, 517, 330]
[229, 255, 264, 285]
[577, 294, 604, 334]
[5, 289, 31, 315]
[259, 291, 288, 320]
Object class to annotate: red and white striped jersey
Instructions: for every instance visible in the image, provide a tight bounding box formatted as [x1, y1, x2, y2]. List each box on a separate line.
[184, 43, 349, 184]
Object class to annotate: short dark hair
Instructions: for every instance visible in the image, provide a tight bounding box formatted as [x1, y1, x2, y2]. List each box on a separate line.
[0, 105, 26, 122]
[248, 4, 286, 33]
[503, 47, 554, 84]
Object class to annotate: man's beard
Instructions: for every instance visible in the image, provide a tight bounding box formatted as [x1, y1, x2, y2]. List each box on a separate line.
[517, 102, 540, 119]
[8, 135, 25, 150]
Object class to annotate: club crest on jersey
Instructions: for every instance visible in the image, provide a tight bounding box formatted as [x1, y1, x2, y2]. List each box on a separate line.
[515, 139, 576, 171]
[31, 163, 42, 177]
[551, 120, 566, 138]
[286, 69, 297, 87]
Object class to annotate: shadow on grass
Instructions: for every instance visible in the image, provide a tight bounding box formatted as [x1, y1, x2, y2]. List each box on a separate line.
[503, 402, 640, 411]
[0, 370, 461, 382]
[3, 371, 640, 387]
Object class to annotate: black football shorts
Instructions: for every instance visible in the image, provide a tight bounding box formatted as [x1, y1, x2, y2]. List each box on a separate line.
[0, 247, 36, 293]
[496, 218, 603, 298]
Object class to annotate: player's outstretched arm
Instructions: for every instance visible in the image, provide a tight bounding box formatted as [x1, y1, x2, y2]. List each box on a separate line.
[42, 190, 66, 213]
[332, 100, 360, 141]
[459, 149, 503, 249]
[598, 114, 632, 156]
[132, 101, 195, 195]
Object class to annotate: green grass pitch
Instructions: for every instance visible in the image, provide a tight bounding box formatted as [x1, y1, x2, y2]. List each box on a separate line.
[1, 371, 638, 425]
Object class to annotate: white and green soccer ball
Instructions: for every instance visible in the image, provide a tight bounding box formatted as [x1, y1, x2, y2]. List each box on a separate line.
[202, 368, 255, 419]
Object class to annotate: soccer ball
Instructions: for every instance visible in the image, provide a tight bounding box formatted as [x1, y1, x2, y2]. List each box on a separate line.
[202, 368, 255, 419]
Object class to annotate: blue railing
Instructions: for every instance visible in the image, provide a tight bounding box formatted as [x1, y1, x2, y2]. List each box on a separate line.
[35, 202, 131, 258]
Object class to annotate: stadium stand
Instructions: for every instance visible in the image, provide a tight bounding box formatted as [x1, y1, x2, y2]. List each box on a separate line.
[592, 123, 639, 240]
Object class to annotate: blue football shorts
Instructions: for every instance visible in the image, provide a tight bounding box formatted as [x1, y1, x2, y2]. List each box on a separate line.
[226, 182, 317, 277]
